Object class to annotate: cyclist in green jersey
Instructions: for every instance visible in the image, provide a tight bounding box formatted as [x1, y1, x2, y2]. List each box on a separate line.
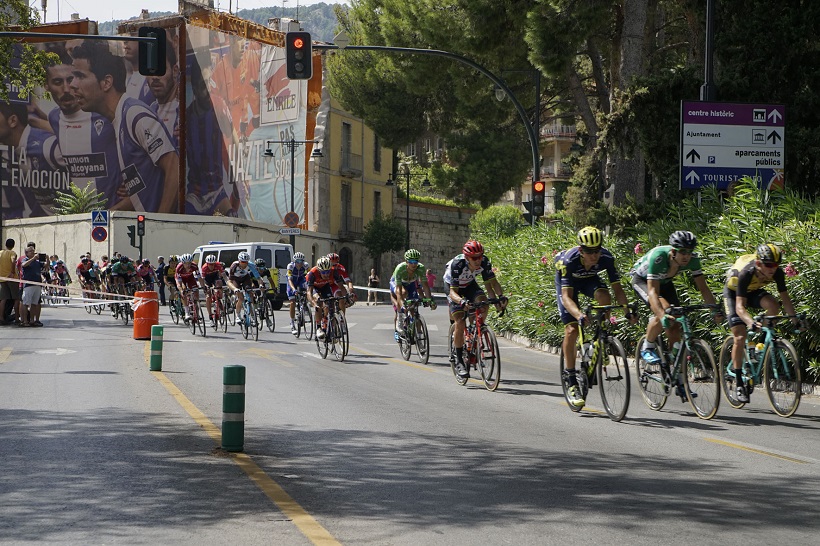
[631, 231, 723, 365]
[390, 249, 437, 340]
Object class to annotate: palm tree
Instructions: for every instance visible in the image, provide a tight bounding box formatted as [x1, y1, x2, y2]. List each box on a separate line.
[53, 182, 108, 215]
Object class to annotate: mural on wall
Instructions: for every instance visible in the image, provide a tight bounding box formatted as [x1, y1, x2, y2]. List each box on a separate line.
[0, 27, 181, 218]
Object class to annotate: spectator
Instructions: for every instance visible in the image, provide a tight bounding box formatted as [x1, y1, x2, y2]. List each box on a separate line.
[19, 246, 44, 327]
[426, 268, 437, 292]
[155, 256, 167, 305]
[0, 238, 20, 324]
[367, 268, 380, 306]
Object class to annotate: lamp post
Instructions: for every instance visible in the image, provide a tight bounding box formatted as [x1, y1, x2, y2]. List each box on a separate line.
[264, 139, 323, 249]
[386, 165, 430, 251]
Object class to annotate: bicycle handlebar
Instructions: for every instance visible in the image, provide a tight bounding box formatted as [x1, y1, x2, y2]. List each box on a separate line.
[664, 303, 721, 316]
[463, 297, 507, 317]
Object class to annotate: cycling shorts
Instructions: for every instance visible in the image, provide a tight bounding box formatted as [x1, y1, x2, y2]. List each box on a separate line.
[723, 286, 770, 328]
[631, 274, 680, 307]
[447, 281, 484, 317]
[555, 272, 609, 324]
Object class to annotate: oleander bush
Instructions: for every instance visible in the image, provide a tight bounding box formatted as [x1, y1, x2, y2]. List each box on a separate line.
[483, 178, 820, 379]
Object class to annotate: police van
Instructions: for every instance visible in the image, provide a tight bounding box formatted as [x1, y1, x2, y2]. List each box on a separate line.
[191, 242, 293, 309]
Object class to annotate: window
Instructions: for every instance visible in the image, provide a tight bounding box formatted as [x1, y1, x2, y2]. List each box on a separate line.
[407, 142, 416, 157]
[342, 122, 352, 169]
[255, 248, 271, 267]
[274, 249, 291, 269]
[374, 190, 382, 217]
[341, 184, 351, 231]
[218, 249, 247, 267]
[424, 138, 431, 153]
[373, 134, 382, 172]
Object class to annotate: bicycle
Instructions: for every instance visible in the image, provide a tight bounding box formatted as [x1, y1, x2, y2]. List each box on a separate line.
[255, 286, 276, 333]
[208, 286, 228, 333]
[396, 297, 433, 365]
[292, 289, 314, 340]
[168, 288, 184, 325]
[718, 313, 806, 417]
[237, 287, 260, 341]
[635, 304, 721, 420]
[315, 295, 349, 361]
[182, 288, 207, 337]
[447, 297, 506, 391]
[112, 280, 138, 325]
[560, 303, 634, 421]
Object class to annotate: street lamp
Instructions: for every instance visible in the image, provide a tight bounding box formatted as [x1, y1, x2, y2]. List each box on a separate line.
[264, 139, 323, 249]
[386, 166, 430, 251]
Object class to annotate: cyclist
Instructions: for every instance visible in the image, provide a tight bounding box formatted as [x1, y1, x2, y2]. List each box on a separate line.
[200, 254, 226, 325]
[306, 256, 348, 340]
[390, 249, 437, 341]
[555, 226, 637, 408]
[724, 243, 801, 403]
[136, 259, 157, 290]
[444, 240, 507, 379]
[175, 253, 205, 321]
[286, 252, 308, 334]
[631, 231, 724, 394]
[226, 251, 264, 325]
[76, 257, 96, 291]
[110, 255, 137, 293]
[164, 255, 180, 306]
[327, 253, 357, 311]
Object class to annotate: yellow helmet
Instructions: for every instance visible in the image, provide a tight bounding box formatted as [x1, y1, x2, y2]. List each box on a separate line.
[577, 226, 603, 248]
[756, 243, 782, 264]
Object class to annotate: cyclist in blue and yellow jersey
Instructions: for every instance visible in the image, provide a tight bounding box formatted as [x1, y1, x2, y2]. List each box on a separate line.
[286, 252, 308, 334]
[724, 243, 801, 403]
[390, 249, 437, 341]
[555, 226, 637, 408]
[631, 231, 724, 368]
[444, 240, 507, 379]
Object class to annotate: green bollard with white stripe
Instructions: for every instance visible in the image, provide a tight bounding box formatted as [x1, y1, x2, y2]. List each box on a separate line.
[150, 325, 164, 371]
[222, 365, 246, 452]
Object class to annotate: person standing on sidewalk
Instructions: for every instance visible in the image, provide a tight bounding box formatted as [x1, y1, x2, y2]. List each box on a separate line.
[0, 238, 20, 324]
[367, 268, 380, 306]
[19, 246, 44, 327]
[155, 256, 167, 305]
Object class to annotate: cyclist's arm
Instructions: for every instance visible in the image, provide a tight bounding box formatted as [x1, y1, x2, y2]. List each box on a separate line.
[780, 290, 798, 321]
[646, 278, 668, 320]
[692, 275, 723, 323]
[485, 277, 505, 303]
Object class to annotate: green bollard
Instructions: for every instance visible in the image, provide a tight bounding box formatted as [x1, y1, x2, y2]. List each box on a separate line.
[150, 325, 164, 371]
[222, 365, 246, 452]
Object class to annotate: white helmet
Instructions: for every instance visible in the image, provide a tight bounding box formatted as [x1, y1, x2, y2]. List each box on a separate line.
[316, 257, 331, 271]
[293, 252, 305, 261]
[238, 251, 251, 262]
[205, 254, 216, 264]
[180, 253, 193, 263]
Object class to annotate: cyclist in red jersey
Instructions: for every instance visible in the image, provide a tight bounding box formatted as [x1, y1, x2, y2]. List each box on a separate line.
[327, 253, 356, 312]
[175, 253, 205, 321]
[200, 254, 226, 325]
[307, 257, 348, 340]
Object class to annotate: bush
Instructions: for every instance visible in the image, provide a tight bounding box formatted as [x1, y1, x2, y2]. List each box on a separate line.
[469, 204, 526, 240]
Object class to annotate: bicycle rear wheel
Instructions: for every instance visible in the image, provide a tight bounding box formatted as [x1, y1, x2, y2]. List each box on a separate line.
[94, 303, 103, 315]
[477, 325, 501, 391]
[718, 336, 746, 409]
[262, 298, 275, 332]
[415, 314, 430, 365]
[448, 323, 468, 386]
[85, 294, 92, 314]
[398, 316, 412, 361]
[598, 337, 630, 422]
[224, 294, 236, 327]
[763, 339, 801, 417]
[682, 339, 720, 420]
[301, 302, 314, 340]
[634, 335, 668, 411]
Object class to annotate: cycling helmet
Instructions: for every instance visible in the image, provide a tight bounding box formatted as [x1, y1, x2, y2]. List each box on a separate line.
[404, 248, 421, 261]
[756, 243, 782, 264]
[255, 258, 267, 267]
[56, 260, 64, 265]
[169, 255, 178, 262]
[317, 257, 332, 271]
[143, 259, 150, 265]
[293, 252, 305, 261]
[462, 240, 484, 258]
[237, 251, 251, 262]
[327, 252, 340, 264]
[669, 230, 697, 250]
[180, 253, 193, 263]
[205, 255, 217, 264]
[577, 226, 603, 248]
[120, 256, 130, 263]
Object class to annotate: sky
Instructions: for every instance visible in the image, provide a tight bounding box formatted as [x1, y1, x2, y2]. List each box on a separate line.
[35, 0, 349, 24]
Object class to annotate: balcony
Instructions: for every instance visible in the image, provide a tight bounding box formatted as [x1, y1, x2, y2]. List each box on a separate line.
[541, 123, 577, 141]
[541, 165, 573, 179]
[340, 152, 363, 178]
[339, 215, 363, 241]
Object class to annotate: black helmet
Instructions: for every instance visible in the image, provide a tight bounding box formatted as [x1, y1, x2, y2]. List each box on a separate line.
[255, 258, 267, 267]
[756, 243, 782, 264]
[669, 230, 697, 250]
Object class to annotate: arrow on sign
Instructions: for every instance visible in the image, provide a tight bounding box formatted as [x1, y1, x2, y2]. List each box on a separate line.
[686, 149, 701, 163]
[685, 170, 700, 185]
[768, 109, 782, 123]
[767, 130, 782, 144]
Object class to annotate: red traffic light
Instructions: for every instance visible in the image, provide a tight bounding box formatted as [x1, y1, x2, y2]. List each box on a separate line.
[533, 181, 545, 193]
[292, 37, 305, 49]
[137, 214, 145, 222]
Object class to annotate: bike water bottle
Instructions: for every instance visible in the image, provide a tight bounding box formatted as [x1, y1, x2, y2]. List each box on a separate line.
[755, 342, 765, 353]
[672, 341, 682, 360]
[581, 342, 592, 363]
[747, 340, 757, 361]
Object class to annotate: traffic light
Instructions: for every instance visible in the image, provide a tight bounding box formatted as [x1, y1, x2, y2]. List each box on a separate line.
[285, 31, 313, 80]
[137, 214, 146, 237]
[127, 225, 136, 247]
[532, 180, 546, 217]
[138, 27, 167, 76]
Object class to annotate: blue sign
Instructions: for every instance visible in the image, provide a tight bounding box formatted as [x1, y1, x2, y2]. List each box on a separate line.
[91, 226, 108, 242]
[91, 210, 108, 226]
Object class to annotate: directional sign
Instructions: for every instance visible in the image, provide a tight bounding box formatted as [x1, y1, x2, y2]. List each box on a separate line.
[91, 210, 108, 226]
[91, 226, 108, 242]
[680, 101, 785, 190]
[279, 227, 301, 235]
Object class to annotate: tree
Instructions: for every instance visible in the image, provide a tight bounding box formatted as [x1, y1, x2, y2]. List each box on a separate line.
[361, 212, 405, 263]
[53, 183, 108, 215]
[0, 1, 58, 101]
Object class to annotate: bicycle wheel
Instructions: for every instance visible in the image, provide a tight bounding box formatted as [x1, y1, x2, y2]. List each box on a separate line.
[415, 314, 430, 365]
[448, 323, 468, 386]
[398, 316, 412, 361]
[316, 318, 329, 358]
[634, 335, 668, 411]
[682, 339, 720, 420]
[85, 293, 92, 314]
[95, 302, 103, 315]
[196, 300, 207, 337]
[120, 303, 130, 326]
[340, 313, 349, 357]
[478, 325, 501, 392]
[187, 300, 197, 335]
[718, 336, 745, 409]
[262, 298, 275, 332]
[763, 339, 801, 417]
[329, 315, 345, 361]
[239, 305, 250, 339]
[249, 304, 259, 341]
[558, 345, 586, 412]
[598, 337, 630, 422]
[224, 294, 236, 327]
[169, 297, 180, 324]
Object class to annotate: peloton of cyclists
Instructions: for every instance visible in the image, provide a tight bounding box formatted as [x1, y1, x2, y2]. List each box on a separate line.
[390, 248, 437, 341]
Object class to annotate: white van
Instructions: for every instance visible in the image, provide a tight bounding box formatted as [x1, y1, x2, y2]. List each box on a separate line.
[191, 242, 293, 309]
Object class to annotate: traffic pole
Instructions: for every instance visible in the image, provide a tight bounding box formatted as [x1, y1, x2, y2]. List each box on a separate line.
[222, 365, 246, 452]
[149, 325, 163, 371]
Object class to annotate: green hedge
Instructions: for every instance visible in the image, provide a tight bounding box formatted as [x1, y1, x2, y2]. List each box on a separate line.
[484, 179, 820, 381]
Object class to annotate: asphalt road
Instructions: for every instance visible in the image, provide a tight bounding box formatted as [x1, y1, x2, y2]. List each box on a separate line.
[1, 300, 819, 545]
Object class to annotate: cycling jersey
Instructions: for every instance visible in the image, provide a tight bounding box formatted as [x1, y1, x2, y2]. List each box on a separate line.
[165, 259, 179, 280]
[228, 261, 261, 282]
[306, 266, 344, 290]
[554, 247, 621, 288]
[725, 254, 787, 297]
[77, 262, 93, 280]
[287, 262, 307, 284]
[392, 262, 427, 287]
[443, 254, 496, 289]
[331, 263, 351, 283]
[630, 245, 703, 283]
[111, 261, 137, 278]
[175, 262, 200, 288]
[200, 262, 225, 286]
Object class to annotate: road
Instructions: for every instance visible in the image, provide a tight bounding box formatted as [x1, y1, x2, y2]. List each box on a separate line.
[1, 300, 819, 545]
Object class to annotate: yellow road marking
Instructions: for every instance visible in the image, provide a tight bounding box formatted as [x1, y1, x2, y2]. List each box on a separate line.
[0, 347, 12, 364]
[144, 343, 341, 545]
[705, 437, 809, 464]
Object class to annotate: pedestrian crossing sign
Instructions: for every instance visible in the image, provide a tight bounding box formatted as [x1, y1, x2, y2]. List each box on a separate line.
[91, 210, 108, 226]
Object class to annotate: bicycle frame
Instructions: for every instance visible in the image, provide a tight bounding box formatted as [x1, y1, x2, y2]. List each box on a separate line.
[449, 297, 505, 391]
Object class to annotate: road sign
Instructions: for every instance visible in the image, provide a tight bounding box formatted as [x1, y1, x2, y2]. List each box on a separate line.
[91, 226, 108, 242]
[283, 211, 300, 228]
[91, 210, 108, 226]
[279, 227, 301, 235]
[680, 101, 785, 190]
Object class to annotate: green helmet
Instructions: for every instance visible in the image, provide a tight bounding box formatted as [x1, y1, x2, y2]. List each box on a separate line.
[404, 249, 421, 261]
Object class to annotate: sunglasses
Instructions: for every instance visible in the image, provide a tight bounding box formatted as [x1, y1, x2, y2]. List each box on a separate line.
[319, 269, 331, 274]
[580, 246, 602, 255]
[239, 260, 248, 264]
[295, 259, 305, 263]
[407, 259, 419, 265]
[675, 249, 694, 256]
[466, 255, 483, 261]
[761, 261, 778, 268]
